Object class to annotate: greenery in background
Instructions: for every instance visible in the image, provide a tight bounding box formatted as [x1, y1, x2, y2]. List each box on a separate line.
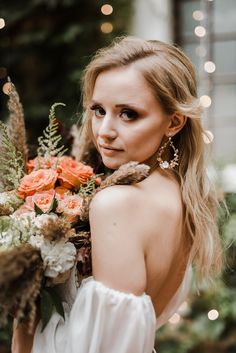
[0, 0, 133, 156]
[155, 193, 236, 353]
[0, 1, 133, 351]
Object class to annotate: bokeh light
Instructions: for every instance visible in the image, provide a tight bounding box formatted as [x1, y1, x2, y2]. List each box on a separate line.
[101, 4, 113, 15]
[194, 26, 206, 37]
[193, 10, 204, 21]
[2, 82, 12, 95]
[100, 22, 113, 33]
[208, 309, 219, 320]
[0, 18, 5, 29]
[200, 95, 212, 108]
[204, 61, 216, 73]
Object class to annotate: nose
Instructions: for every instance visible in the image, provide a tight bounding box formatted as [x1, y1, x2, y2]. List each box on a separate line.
[98, 114, 117, 140]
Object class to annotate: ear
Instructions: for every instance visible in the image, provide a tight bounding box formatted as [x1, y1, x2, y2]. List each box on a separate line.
[165, 113, 187, 137]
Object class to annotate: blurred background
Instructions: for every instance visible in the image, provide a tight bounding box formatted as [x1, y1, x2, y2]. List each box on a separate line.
[0, 0, 236, 352]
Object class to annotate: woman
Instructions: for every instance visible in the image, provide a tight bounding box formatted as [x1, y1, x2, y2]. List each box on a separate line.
[12, 36, 223, 353]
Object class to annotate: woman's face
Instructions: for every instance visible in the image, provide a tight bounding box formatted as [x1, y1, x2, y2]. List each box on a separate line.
[90, 65, 171, 170]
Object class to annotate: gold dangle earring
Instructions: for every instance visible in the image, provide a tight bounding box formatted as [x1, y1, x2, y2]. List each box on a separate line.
[156, 136, 179, 169]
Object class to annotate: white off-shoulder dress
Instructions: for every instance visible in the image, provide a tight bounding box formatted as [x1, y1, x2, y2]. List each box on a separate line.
[31, 265, 192, 353]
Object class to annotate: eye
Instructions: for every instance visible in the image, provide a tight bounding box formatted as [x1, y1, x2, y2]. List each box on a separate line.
[120, 109, 138, 121]
[90, 105, 105, 118]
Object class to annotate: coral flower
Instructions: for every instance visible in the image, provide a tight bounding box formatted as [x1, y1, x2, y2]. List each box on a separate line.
[57, 156, 94, 189]
[25, 189, 56, 213]
[57, 194, 82, 223]
[18, 169, 58, 199]
[27, 156, 58, 173]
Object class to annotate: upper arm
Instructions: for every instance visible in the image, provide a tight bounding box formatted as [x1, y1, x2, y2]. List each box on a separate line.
[89, 185, 147, 295]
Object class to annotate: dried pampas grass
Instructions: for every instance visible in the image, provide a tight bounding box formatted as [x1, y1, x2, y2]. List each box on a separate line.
[0, 244, 43, 333]
[80, 161, 150, 221]
[7, 80, 28, 170]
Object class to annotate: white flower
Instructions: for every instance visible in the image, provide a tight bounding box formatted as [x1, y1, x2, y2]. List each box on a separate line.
[28, 234, 44, 248]
[31, 237, 76, 278]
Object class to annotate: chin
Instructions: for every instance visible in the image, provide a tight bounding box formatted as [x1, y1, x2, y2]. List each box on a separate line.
[102, 157, 125, 170]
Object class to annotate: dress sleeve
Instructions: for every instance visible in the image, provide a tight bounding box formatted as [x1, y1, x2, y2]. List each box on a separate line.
[31, 277, 157, 353]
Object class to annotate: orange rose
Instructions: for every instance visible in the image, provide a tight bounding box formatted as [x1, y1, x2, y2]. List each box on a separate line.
[27, 156, 58, 173]
[25, 189, 56, 213]
[18, 169, 58, 199]
[57, 156, 94, 189]
[56, 194, 82, 223]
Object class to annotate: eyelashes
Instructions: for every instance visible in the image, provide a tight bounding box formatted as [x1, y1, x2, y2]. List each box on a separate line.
[89, 104, 139, 121]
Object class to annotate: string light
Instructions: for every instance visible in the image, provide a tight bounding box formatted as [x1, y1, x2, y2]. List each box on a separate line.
[0, 18, 5, 29]
[194, 25, 206, 37]
[100, 22, 113, 34]
[204, 61, 216, 73]
[200, 95, 212, 108]
[101, 4, 113, 15]
[2, 82, 12, 95]
[208, 309, 219, 320]
[168, 313, 181, 324]
[203, 130, 214, 144]
[193, 10, 204, 21]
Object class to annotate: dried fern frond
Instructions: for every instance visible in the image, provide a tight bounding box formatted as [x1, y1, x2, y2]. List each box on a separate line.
[7, 80, 28, 170]
[37, 103, 67, 167]
[0, 121, 25, 192]
[0, 244, 43, 332]
[80, 161, 150, 221]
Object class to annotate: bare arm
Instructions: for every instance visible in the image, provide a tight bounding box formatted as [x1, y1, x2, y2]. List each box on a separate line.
[12, 320, 35, 353]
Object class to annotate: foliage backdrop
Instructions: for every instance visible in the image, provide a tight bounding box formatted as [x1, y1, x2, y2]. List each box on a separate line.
[0, 0, 133, 155]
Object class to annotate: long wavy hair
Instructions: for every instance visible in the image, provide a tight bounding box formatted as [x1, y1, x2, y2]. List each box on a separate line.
[77, 36, 223, 284]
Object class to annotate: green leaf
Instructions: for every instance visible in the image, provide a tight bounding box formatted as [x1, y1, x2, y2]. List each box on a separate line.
[39, 287, 65, 331]
[34, 203, 45, 215]
[40, 288, 54, 331]
[48, 196, 58, 213]
[46, 287, 65, 320]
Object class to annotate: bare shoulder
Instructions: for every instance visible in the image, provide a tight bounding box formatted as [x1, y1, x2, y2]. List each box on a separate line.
[89, 185, 147, 295]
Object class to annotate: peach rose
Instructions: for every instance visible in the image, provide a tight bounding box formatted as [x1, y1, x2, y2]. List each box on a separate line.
[18, 169, 58, 199]
[27, 156, 58, 173]
[25, 189, 56, 213]
[57, 194, 82, 223]
[57, 157, 94, 189]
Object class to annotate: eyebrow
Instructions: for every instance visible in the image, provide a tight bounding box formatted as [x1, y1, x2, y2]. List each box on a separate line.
[90, 100, 145, 111]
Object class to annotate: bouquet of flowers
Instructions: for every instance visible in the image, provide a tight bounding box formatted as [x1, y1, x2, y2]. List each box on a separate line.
[0, 81, 150, 333]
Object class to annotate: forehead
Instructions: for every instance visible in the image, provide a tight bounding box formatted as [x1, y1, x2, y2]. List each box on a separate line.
[92, 66, 158, 106]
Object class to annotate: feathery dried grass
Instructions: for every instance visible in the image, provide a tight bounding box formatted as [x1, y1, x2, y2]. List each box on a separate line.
[38, 216, 73, 241]
[0, 244, 43, 333]
[7, 81, 28, 170]
[80, 161, 150, 221]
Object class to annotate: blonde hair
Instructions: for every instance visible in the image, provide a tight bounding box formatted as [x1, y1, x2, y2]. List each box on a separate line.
[78, 36, 223, 284]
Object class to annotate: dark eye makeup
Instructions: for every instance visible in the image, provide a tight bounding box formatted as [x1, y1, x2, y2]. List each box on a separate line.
[90, 104, 139, 121]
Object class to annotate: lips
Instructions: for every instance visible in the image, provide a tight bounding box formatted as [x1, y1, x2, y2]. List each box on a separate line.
[99, 144, 123, 151]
